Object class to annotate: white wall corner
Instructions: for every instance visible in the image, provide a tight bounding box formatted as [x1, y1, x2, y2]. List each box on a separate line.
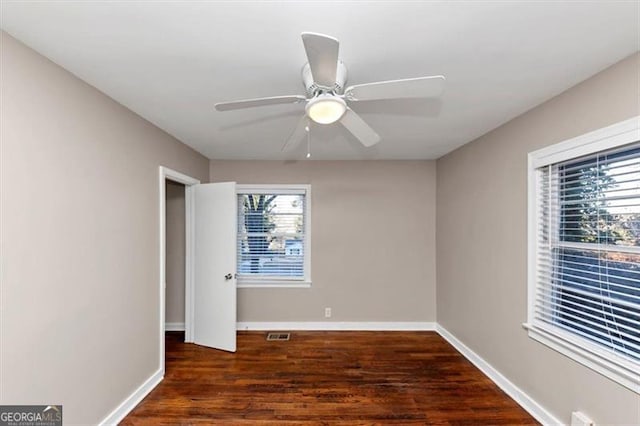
[236, 321, 436, 331]
[436, 324, 563, 426]
[99, 368, 163, 426]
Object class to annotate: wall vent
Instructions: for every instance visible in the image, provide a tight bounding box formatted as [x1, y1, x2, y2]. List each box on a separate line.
[266, 332, 291, 341]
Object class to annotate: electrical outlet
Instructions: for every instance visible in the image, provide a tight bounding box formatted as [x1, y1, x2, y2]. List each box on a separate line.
[324, 307, 332, 318]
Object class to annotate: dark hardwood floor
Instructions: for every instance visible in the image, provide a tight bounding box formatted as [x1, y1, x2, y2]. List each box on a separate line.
[122, 331, 538, 425]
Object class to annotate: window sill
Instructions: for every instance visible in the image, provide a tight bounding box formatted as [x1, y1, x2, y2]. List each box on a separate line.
[237, 280, 312, 289]
[523, 322, 639, 393]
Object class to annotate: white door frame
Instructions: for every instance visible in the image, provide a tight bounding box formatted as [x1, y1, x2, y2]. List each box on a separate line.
[158, 166, 200, 374]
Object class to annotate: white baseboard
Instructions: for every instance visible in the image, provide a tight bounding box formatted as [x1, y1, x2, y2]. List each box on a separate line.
[237, 321, 436, 331]
[99, 368, 163, 426]
[165, 322, 185, 331]
[100, 323, 559, 426]
[436, 325, 562, 426]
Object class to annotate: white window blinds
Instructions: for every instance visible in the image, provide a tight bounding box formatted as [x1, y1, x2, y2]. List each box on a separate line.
[237, 188, 308, 281]
[534, 143, 640, 365]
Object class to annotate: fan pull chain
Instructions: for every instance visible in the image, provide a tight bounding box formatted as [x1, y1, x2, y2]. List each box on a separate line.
[305, 125, 311, 158]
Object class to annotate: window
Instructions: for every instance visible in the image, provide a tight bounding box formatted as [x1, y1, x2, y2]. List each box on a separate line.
[236, 185, 311, 287]
[527, 116, 640, 392]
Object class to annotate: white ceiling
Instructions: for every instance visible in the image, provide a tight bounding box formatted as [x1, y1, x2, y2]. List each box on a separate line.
[1, 1, 638, 160]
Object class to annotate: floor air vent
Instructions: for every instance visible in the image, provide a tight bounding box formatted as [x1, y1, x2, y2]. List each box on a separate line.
[266, 332, 291, 341]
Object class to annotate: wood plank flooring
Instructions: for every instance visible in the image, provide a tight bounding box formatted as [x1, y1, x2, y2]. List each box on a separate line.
[122, 331, 538, 425]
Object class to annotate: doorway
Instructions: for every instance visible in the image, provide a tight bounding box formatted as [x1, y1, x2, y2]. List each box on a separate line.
[165, 180, 186, 333]
[158, 166, 200, 374]
[158, 167, 238, 374]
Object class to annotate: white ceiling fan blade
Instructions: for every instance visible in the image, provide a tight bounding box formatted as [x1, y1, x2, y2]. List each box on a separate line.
[340, 108, 380, 147]
[215, 95, 306, 111]
[345, 75, 445, 101]
[301, 32, 339, 88]
[281, 116, 309, 152]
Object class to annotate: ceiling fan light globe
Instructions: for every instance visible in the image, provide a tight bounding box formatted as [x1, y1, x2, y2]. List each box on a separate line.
[306, 95, 346, 124]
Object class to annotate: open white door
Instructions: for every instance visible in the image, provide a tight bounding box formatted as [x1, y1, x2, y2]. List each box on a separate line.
[193, 182, 237, 352]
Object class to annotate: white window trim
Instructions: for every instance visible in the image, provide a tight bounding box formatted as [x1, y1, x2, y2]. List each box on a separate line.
[526, 115, 640, 393]
[236, 184, 311, 288]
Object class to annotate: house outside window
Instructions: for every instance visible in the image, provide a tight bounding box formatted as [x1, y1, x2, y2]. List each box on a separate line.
[236, 184, 311, 288]
[527, 117, 640, 393]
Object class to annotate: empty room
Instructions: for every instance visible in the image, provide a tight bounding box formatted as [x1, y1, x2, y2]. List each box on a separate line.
[1, 1, 639, 425]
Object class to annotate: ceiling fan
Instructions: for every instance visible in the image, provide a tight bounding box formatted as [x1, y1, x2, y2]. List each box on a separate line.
[214, 32, 445, 151]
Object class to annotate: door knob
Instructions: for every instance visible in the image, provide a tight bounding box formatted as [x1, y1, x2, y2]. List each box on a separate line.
[224, 273, 233, 280]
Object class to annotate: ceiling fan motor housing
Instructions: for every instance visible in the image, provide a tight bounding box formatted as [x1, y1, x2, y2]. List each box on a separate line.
[302, 60, 348, 96]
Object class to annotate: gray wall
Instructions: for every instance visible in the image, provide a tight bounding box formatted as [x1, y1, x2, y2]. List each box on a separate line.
[0, 32, 209, 425]
[436, 53, 640, 425]
[3, 22, 637, 426]
[210, 160, 437, 323]
[165, 181, 186, 325]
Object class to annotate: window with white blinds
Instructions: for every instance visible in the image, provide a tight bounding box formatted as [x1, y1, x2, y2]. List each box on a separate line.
[528, 117, 640, 393]
[236, 185, 310, 286]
